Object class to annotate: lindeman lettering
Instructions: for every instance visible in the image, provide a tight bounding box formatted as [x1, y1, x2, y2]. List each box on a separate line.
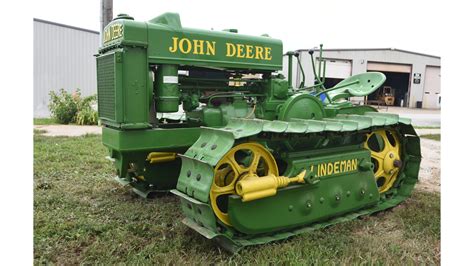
[168, 37, 272, 60]
[317, 159, 358, 177]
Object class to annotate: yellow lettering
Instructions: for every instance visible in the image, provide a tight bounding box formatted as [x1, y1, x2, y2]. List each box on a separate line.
[255, 46, 264, 59]
[352, 159, 357, 170]
[264, 47, 272, 60]
[340, 161, 346, 172]
[113, 25, 120, 38]
[206, 41, 216, 55]
[334, 161, 339, 174]
[246, 45, 254, 58]
[103, 29, 110, 43]
[328, 163, 333, 175]
[226, 43, 236, 57]
[179, 38, 192, 54]
[193, 40, 205, 55]
[236, 44, 245, 58]
[320, 164, 326, 176]
[317, 164, 320, 177]
[169, 37, 179, 53]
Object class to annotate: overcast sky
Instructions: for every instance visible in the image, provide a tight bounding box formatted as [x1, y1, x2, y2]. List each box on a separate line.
[32, 0, 442, 56]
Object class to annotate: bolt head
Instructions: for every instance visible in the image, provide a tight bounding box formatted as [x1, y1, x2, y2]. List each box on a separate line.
[389, 153, 394, 158]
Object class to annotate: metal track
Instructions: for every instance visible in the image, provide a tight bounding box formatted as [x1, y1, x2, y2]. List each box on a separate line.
[171, 112, 421, 252]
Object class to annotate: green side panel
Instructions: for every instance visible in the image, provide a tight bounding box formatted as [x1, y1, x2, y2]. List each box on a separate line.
[121, 47, 150, 127]
[227, 149, 379, 234]
[102, 127, 201, 151]
[146, 24, 283, 70]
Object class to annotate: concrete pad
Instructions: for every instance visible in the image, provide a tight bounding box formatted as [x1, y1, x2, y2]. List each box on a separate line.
[375, 106, 441, 127]
[415, 128, 441, 136]
[34, 125, 102, 137]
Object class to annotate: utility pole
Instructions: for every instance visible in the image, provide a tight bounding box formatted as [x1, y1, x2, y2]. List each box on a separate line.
[100, 0, 113, 45]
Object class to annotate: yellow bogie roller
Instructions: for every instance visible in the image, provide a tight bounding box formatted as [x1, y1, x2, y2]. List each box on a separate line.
[364, 129, 402, 193]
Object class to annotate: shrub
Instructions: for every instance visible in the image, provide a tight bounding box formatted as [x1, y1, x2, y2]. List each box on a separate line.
[48, 89, 78, 124]
[48, 89, 98, 125]
[76, 95, 98, 125]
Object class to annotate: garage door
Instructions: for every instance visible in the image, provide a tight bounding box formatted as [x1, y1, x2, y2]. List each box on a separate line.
[318, 59, 352, 79]
[422, 66, 441, 109]
[367, 62, 412, 73]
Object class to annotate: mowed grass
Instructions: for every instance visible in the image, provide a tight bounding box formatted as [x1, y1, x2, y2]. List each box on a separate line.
[34, 118, 58, 125]
[420, 134, 441, 141]
[34, 133, 440, 264]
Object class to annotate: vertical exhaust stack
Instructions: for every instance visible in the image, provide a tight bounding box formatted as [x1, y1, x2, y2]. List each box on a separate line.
[100, 0, 113, 44]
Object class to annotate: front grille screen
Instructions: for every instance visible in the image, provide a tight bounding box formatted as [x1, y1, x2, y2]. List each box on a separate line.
[97, 54, 116, 121]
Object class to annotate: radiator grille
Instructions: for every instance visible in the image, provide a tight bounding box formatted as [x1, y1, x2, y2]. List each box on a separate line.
[97, 54, 116, 121]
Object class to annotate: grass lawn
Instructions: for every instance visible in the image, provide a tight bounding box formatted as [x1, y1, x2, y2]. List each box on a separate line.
[34, 118, 57, 125]
[34, 133, 440, 264]
[420, 134, 441, 141]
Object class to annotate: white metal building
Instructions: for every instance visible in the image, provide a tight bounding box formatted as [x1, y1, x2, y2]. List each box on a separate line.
[283, 48, 441, 109]
[34, 19, 99, 117]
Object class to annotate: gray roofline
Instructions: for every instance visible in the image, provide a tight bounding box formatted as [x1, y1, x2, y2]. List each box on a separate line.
[33, 18, 100, 35]
[296, 47, 440, 59]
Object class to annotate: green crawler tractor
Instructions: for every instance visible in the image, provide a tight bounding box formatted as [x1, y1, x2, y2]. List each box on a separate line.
[97, 13, 421, 252]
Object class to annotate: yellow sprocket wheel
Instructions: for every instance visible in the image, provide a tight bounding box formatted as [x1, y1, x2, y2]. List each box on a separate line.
[210, 142, 278, 226]
[364, 129, 402, 193]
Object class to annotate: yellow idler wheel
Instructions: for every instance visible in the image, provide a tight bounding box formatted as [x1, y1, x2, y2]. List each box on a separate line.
[364, 129, 402, 193]
[210, 142, 278, 226]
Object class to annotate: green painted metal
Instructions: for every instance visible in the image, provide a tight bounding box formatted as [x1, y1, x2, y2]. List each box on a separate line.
[101, 13, 283, 71]
[97, 12, 421, 252]
[172, 115, 420, 252]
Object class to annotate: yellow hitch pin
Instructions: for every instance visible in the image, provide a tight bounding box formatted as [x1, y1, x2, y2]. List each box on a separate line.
[236, 170, 306, 202]
[146, 152, 177, 164]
